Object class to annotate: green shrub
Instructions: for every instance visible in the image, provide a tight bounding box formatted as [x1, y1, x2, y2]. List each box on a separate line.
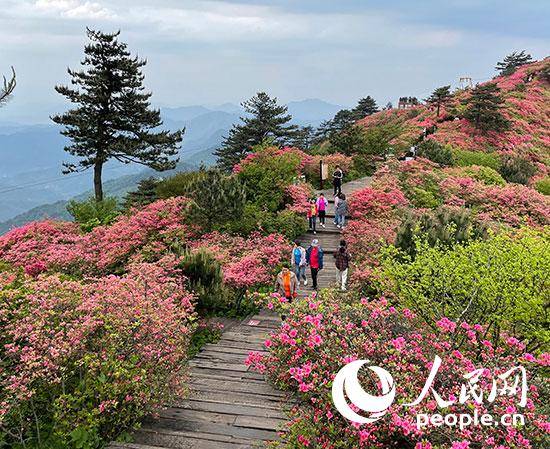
[123, 177, 160, 209]
[535, 177, 550, 195]
[67, 197, 119, 231]
[157, 169, 246, 232]
[452, 149, 500, 170]
[377, 229, 550, 350]
[270, 210, 308, 240]
[460, 165, 506, 186]
[410, 187, 441, 208]
[177, 249, 230, 314]
[237, 145, 301, 212]
[186, 171, 247, 232]
[416, 140, 454, 166]
[351, 154, 378, 176]
[498, 155, 536, 185]
[156, 170, 203, 199]
[224, 206, 306, 240]
[395, 207, 488, 259]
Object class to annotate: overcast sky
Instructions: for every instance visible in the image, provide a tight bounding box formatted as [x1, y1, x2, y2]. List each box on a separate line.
[1, 0, 548, 123]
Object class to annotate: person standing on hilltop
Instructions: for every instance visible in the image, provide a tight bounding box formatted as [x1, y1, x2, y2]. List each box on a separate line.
[316, 193, 328, 228]
[335, 193, 348, 229]
[307, 199, 318, 234]
[333, 165, 344, 196]
[333, 239, 351, 291]
[306, 239, 324, 290]
[291, 241, 307, 287]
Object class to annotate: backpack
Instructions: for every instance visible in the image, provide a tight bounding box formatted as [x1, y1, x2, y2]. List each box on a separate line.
[293, 247, 302, 265]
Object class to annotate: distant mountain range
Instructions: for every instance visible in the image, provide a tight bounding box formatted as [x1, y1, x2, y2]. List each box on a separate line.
[0, 98, 342, 233]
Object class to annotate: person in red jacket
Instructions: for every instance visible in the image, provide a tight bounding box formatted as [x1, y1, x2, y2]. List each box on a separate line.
[306, 239, 324, 290]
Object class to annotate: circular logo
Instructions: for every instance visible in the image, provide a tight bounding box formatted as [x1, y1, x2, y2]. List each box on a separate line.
[332, 360, 396, 424]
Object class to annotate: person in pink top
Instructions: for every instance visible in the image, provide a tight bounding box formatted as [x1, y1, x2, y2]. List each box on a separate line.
[316, 193, 328, 228]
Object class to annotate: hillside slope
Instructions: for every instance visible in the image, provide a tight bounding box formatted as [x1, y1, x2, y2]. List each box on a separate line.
[357, 58, 550, 166]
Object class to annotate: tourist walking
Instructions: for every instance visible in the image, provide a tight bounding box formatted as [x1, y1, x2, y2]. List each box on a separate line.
[333, 165, 343, 195]
[335, 193, 348, 229]
[275, 266, 298, 302]
[307, 199, 317, 234]
[306, 239, 324, 290]
[316, 193, 328, 228]
[333, 239, 351, 291]
[291, 241, 307, 286]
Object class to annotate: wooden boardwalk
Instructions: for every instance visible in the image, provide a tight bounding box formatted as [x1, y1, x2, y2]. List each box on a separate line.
[108, 176, 371, 449]
[295, 176, 371, 297]
[108, 310, 286, 449]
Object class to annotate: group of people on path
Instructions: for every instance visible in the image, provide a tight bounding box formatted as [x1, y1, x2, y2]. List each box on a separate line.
[275, 165, 353, 300]
[307, 166, 349, 234]
[275, 239, 351, 300]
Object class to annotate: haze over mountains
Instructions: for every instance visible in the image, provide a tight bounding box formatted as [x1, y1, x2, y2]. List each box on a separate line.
[0, 98, 342, 233]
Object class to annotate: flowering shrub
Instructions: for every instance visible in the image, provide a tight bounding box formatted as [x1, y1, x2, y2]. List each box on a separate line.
[0, 262, 195, 447]
[191, 232, 291, 291]
[285, 183, 314, 214]
[348, 186, 408, 219]
[247, 294, 549, 448]
[0, 197, 192, 276]
[440, 178, 550, 227]
[356, 58, 550, 174]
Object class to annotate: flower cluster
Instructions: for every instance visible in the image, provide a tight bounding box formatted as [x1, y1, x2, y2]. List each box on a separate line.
[356, 58, 550, 171]
[0, 197, 192, 275]
[285, 183, 314, 214]
[0, 262, 195, 443]
[190, 231, 291, 290]
[247, 295, 549, 448]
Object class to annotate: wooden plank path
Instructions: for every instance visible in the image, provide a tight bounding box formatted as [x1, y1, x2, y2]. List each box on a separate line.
[295, 176, 371, 297]
[108, 310, 286, 449]
[108, 176, 372, 449]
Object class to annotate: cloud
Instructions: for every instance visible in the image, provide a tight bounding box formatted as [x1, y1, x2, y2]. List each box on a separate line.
[34, 0, 115, 20]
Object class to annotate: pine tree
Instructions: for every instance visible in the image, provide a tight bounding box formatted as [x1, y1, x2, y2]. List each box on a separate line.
[123, 177, 160, 209]
[215, 92, 298, 171]
[52, 29, 183, 201]
[0, 66, 16, 106]
[186, 170, 247, 231]
[290, 125, 315, 150]
[462, 83, 509, 133]
[495, 51, 532, 76]
[426, 85, 451, 117]
[351, 96, 378, 120]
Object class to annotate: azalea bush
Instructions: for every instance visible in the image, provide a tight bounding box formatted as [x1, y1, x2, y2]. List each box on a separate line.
[190, 231, 291, 311]
[247, 294, 549, 448]
[0, 262, 196, 448]
[0, 197, 192, 276]
[376, 229, 550, 351]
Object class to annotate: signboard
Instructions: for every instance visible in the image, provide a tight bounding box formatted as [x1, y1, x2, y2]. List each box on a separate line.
[321, 161, 329, 181]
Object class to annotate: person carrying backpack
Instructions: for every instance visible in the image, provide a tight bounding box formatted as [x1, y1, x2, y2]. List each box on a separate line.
[333, 165, 344, 195]
[316, 193, 328, 228]
[333, 239, 351, 291]
[291, 241, 307, 286]
[306, 239, 324, 290]
[307, 199, 317, 234]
